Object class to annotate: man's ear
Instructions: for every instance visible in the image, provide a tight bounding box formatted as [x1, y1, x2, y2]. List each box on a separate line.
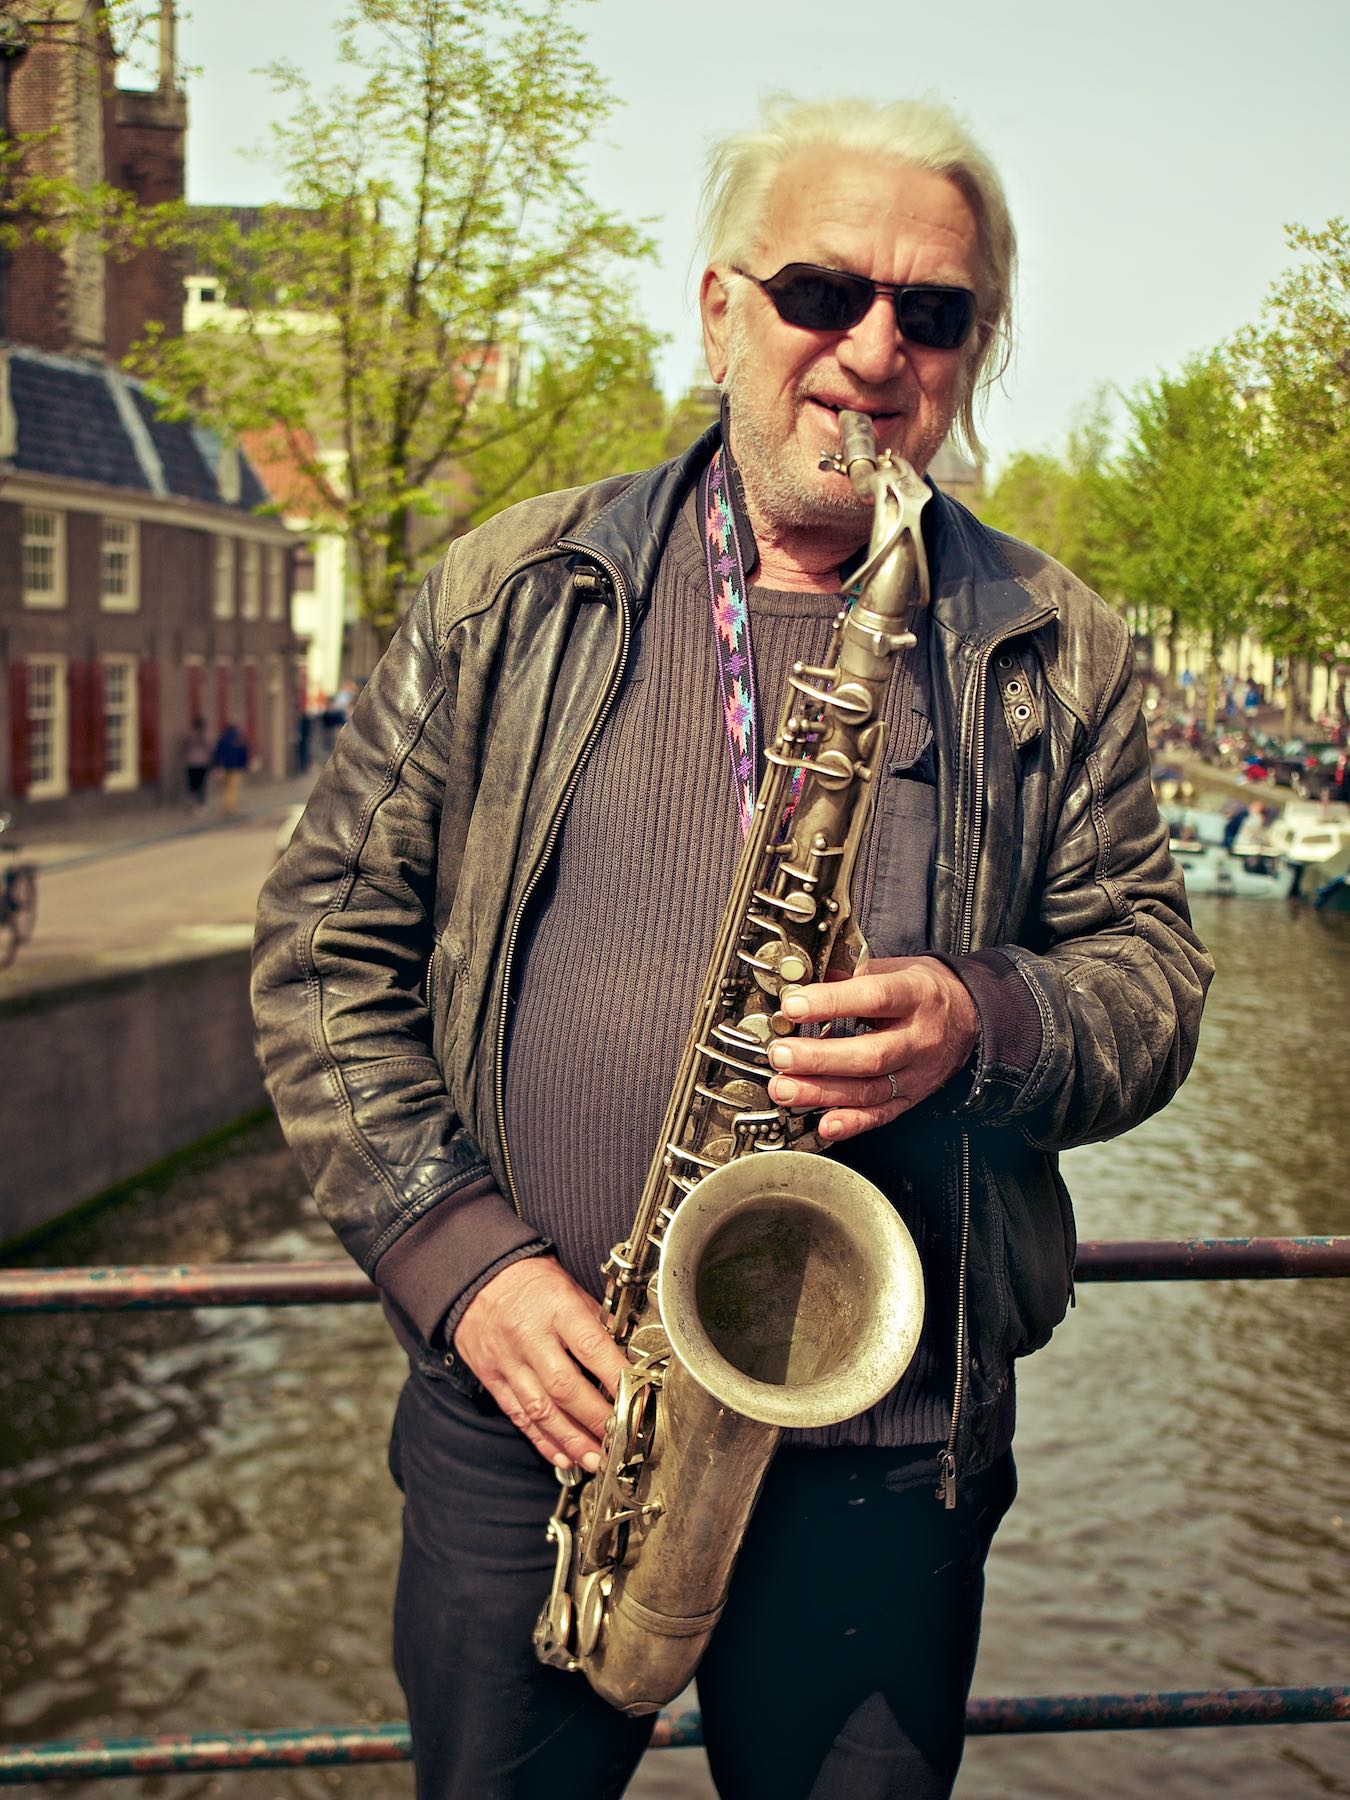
[699, 266, 731, 385]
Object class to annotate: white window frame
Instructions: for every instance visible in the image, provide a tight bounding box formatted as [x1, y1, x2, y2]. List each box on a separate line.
[265, 544, 285, 620]
[26, 655, 69, 798]
[100, 517, 140, 612]
[213, 536, 236, 619]
[101, 654, 139, 792]
[22, 508, 66, 609]
[241, 540, 261, 620]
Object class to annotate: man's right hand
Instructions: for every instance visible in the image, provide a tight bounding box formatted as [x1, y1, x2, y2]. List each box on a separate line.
[452, 1257, 629, 1472]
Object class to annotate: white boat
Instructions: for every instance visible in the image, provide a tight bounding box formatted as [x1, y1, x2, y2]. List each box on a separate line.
[1229, 800, 1350, 900]
[1169, 838, 1297, 899]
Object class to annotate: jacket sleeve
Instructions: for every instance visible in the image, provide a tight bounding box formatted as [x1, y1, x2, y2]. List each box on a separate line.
[250, 569, 546, 1347]
[943, 626, 1213, 1149]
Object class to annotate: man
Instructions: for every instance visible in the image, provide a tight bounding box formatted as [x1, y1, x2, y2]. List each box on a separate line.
[253, 95, 1212, 1800]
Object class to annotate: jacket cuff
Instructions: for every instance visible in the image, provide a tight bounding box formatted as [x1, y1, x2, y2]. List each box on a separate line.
[373, 1174, 550, 1353]
[929, 949, 1045, 1118]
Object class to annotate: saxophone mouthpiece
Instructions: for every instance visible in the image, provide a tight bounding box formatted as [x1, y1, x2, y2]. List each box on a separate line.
[818, 409, 878, 476]
[838, 409, 878, 469]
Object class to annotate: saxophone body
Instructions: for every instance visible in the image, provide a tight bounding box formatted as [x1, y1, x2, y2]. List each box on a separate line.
[533, 413, 931, 1715]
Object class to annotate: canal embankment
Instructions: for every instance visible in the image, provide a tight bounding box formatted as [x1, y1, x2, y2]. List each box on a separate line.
[0, 771, 315, 1247]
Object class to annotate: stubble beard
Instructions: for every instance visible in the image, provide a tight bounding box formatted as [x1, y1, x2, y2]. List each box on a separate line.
[721, 314, 873, 543]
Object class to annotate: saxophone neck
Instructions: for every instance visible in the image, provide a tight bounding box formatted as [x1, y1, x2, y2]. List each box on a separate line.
[823, 410, 931, 628]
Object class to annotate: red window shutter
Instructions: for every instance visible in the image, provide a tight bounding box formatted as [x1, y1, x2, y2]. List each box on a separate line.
[138, 660, 160, 783]
[8, 661, 30, 799]
[88, 661, 106, 789]
[243, 663, 260, 757]
[67, 663, 89, 789]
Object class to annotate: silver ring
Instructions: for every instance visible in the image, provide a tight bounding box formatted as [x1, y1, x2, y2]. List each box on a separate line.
[885, 1071, 898, 1102]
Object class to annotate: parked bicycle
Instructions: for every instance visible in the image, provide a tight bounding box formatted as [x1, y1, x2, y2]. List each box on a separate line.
[0, 813, 39, 968]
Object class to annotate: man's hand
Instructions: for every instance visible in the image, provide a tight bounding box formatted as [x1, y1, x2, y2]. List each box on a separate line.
[766, 955, 978, 1142]
[453, 1257, 629, 1472]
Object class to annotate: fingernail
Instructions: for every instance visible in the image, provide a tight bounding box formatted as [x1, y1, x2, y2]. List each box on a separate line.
[582, 1451, 602, 1473]
[782, 991, 808, 1017]
[553, 1452, 572, 1471]
[820, 1117, 842, 1139]
[773, 1077, 798, 1104]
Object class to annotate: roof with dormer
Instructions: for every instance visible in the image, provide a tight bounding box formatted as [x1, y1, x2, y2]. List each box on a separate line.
[1, 344, 273, 514]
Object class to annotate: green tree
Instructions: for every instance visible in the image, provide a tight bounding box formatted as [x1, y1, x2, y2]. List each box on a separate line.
[979, 392, 1117, 599]
[1098, 354, 1258, 732]
[464, 334, 670, 527]
[6, 0, 659, 634]
[1231, 220, 1350, 730]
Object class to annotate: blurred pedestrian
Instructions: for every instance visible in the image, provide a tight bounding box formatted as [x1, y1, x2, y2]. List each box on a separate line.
[213, 722, 249, 819]
[183, 717, 213, 808]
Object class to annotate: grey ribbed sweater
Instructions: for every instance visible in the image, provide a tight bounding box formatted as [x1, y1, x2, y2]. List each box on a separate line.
[502, 497, 949, 1451]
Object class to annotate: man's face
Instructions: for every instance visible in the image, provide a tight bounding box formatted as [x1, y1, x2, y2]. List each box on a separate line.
[700, 152, 982, 545]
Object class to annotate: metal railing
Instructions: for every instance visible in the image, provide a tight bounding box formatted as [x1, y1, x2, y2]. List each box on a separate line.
[1, 1237, 1347, 1785]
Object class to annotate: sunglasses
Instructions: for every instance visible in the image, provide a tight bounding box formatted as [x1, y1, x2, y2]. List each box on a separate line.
[732, 262, 978, 351]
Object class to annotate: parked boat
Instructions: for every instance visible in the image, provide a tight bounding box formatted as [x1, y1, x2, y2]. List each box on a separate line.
[1169, 838, 1297, 899]
[1231, 800, 1350, 900]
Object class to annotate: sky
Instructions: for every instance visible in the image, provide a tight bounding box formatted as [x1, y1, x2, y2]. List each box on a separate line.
[141, 0, 1349, 475]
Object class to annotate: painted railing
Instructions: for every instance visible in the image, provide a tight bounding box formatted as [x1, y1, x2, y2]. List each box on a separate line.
[1, 1237, 1347, 1785]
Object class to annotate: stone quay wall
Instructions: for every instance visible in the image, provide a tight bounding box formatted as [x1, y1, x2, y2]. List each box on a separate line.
[0, 948, 266, 1247]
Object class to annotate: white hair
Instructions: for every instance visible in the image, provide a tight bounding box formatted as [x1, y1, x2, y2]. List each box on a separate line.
[700, 94, 1016, 459]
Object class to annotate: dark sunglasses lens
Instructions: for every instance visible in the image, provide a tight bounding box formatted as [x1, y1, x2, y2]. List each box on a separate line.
[896, 287, 977, 349]
[763, 265, 871, 331]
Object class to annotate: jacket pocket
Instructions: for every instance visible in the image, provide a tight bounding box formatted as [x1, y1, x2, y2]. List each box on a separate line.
[978, 1147, 1074, 1362]
[860, 773, 937, 960]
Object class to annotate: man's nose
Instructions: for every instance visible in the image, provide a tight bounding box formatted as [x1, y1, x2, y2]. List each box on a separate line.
[835, 295, 908, 383]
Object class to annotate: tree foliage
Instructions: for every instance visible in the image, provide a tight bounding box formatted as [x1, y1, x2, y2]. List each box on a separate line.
[978, 392, 1115, 596]
[1231, 220, 1350, 676]
[10, 0, 658, 632]
[148, 0, 660, 628]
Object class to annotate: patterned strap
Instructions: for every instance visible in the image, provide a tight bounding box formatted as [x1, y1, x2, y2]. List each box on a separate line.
[701, 445, 758, 837]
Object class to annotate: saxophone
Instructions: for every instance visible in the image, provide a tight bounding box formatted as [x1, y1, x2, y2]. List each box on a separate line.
[533, 412, 930, 1715]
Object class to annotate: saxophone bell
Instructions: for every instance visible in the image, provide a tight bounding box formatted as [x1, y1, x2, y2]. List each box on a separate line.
[657, 1152, 924, 1428]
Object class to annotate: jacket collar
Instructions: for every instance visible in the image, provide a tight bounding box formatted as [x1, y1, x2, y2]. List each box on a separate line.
[924, 485, 1060, 647]
[565, 420, 1059, 646]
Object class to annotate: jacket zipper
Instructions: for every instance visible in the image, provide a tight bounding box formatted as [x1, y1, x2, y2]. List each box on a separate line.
[937, 609, 1049, 1508]
[493, 544, 634, 1214]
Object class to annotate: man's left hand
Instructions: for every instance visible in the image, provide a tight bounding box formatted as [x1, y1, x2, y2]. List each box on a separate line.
[766, 955, 978, 1142]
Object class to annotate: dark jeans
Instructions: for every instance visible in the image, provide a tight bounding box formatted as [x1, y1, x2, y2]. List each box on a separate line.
[389, 1369, 1015, 1800]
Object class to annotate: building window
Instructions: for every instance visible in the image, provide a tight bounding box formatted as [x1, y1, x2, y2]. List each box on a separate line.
[266, 545, 285, 620]
[23, 509, 65, 608]
[102, 656, 139, 791]
[292, 540, 317, 594]
[27, 656, 69, 798]
[213, 537, 236, 619]
[241, 540, 262, 619]
[100, 518, 139, 611]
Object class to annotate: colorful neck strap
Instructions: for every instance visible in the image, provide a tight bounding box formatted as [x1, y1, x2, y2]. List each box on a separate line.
[701, 445, 759, 836]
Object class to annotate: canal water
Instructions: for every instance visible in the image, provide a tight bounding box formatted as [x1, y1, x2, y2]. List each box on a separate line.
[1, 895, 1347, 1799]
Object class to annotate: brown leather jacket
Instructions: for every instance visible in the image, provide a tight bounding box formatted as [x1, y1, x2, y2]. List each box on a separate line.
[252, 428, 1212, 1489]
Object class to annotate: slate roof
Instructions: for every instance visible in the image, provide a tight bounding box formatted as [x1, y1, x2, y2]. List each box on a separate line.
[9, 352, 150, 491]
[3, 345, 276, 515]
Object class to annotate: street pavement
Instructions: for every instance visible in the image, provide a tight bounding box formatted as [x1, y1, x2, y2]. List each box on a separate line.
[0, 767, 320, 1000]
[0, 742, 1296, 1005]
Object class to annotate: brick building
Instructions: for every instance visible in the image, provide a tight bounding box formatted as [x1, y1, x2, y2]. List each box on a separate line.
[1, 345, 295, 819]
[0, 1, 299, 821]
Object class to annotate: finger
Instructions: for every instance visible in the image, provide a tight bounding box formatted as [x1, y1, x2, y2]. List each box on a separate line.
[769, 1025, 902, 1082]
[780, 964, 921, 1026]
[816, 1099, 906, 1143]
[483, 1383, 576, 1470]
[769, 1068, 911, 1114]
[490, 1358, 612, 1471]
[558, 1303, 630, 1400]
